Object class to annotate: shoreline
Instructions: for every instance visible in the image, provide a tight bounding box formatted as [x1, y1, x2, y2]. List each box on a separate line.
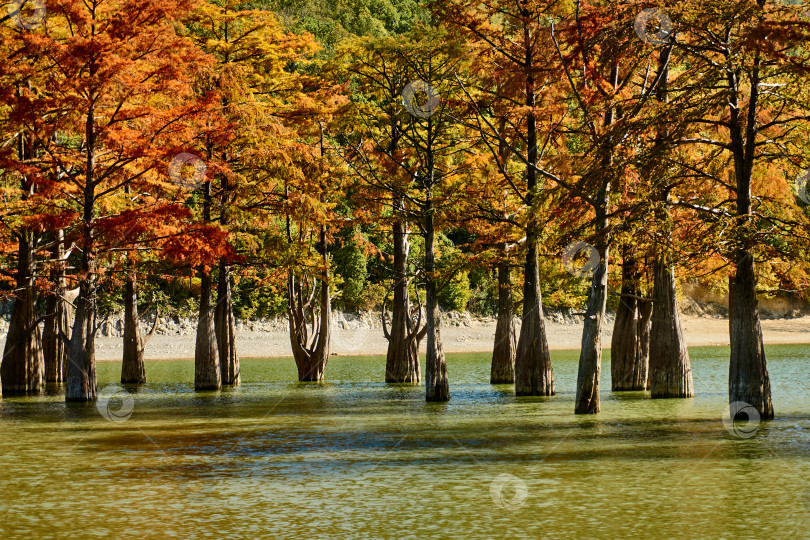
[89, 314, 810, 361]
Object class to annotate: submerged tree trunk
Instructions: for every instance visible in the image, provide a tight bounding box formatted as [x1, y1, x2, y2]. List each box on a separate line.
[574, 61, 621, 414]
[514, 73, 554, 396]
[288, 227, 331, 382]
[610, 252, 650, 391]
[289, 276, 331, 382]
[515, 227, 555, 395]
[194, 271, 221, 390]
[424, 204, 449, 402]
[1, 233, 44, 395]
[65, 274, 97, 402]
[649, 262, 693, 398]
[729, 253, 773, 419]
[65, 67, 103, 402]
[121, 271, 146, 384]
[43, 293, 69, 384]
[215, 260, 240, 386]
[43, 232, 70, 384]
[725, 46, 773, 419]
[194, 176, 220, 390]
[646, 45, 692, 399]
[384, 216, 422, 383]
[490, 250, 516, 384]
[639, 300, 652, 386]
[575, 205, 609, 415]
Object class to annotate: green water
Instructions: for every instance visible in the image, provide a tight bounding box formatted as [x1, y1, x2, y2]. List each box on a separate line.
[1, 346, 809, 539]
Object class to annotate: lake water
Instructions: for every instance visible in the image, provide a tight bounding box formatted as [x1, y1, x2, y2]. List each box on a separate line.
[1, 345, 809, 539]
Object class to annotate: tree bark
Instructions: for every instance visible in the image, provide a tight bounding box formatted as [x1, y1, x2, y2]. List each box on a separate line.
[2, 125, 44, 396]
[515, 229, 555, 395]
[215, 260, 240, 386]
[1, 233, 44, 395]
[490, 250, 516, 384]
[288, 227, 331, 382]
[639, 299, 652, 388]
[194, 270, 221, 390]
[610, 252, 650, 391]
[424, 203, 449, 402]
[121, 270, 146, 384]
[384, 216, 421, 383]
[289, 277, 331, 382]
[514, 44, 554, 396]
[649, 262, 693, 398]
[43, 231, 70, 384]
[65, 275, 97, 402]
[66, 84, 100, 402]
[725, 45, 773, 419]
[729, 253, 773, 418]
[645, 44, 693, 399]
[574, 206, 609, 414]
[574, 60, 621, 414]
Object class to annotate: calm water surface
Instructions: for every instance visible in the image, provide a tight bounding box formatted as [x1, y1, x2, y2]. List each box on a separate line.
[1, 346, 809, 539]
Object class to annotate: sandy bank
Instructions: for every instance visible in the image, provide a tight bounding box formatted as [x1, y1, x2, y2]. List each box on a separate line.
[90, 315, 810, 361]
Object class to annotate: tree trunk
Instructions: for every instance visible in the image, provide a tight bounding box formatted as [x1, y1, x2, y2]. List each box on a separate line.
[610, 252, 650, 391]
[385, 218, 421, 383]
[65, 70, 101, 402]
[288, 227, 331, 382]
[725, 47, 773, 419]
[121, 271, 146, 384]
[43, 231, 70, 384]
[649, 262, 693, 398]
[575, 211, 609, 414]
[574, 62, 620, 414]
[194, 271, 221, 390]
[639, 299, 652, 389]
[490, 251, 515, 384]
[1, 233, 44, 395]
[645, 45, 691, 398]
[289, 277, 331, 382]
[215, 260, 240, 386]
[43, 293, 69, 384]
[424, 205, 449, 402]
[729, 252, 773, 418]
[514, 42, 554, 397]
[515, 230, 555, 395]
[65, 276, 97, 402]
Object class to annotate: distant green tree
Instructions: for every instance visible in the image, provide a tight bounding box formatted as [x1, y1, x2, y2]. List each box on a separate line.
[467, 267, 497, 315]
[259, 0, 428, 51]
[436, 235, 471, 312]
[439, 271, 470, 312]
[332, 229, 369, 311]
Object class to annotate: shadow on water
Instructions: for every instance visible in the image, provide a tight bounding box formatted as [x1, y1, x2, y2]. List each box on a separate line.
[489, 383, 516, 398]
[610, 390, 650, 400]
[120, 383, 149, 394]
[44, 382, 65, 397]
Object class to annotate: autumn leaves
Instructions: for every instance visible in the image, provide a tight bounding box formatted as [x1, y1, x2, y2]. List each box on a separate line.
[0, 1, 808, 418]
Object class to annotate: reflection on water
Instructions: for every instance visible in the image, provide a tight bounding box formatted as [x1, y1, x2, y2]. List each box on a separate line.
[1, 346, 809, 538]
